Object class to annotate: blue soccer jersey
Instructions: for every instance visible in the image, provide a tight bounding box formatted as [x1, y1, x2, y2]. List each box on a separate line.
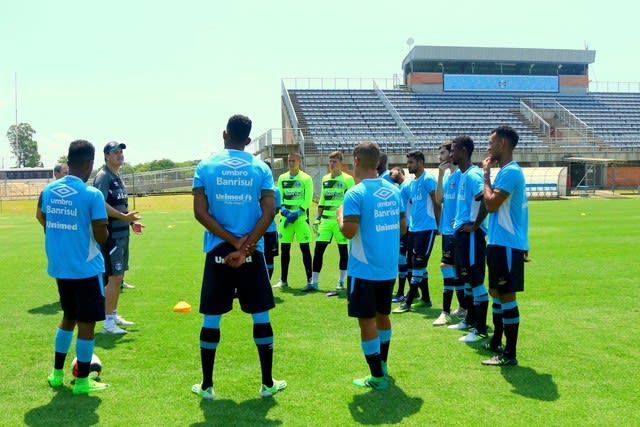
[407, 171, 437, 232]
[343, 178, 404, 281]
[42, 175, 107, 279]
[266, 187, 281, 233]
[399, 179, 412, 220]
[488, 161, 529, 250]
[193, 149, 274, 253]
[379, 169, 393, 184]
[440, 168, 461, 235]
[453, 165, 487, 233]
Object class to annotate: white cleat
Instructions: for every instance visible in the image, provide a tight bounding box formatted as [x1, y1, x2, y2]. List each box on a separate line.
[102, 323, 128, 335]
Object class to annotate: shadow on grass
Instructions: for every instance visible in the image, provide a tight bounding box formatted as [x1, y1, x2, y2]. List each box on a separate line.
[191, 397, 281, 426]
[24, 388, 102, 426]
[348, 380, 423, 425]
[501, 365, 559, 401]
[94, 332, 135, 350]
[28, 301, 61, 316]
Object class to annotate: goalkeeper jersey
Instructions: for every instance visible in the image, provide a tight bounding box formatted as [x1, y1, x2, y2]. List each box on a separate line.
[277, 170, 313, 217]
[318, 172, 355, 220]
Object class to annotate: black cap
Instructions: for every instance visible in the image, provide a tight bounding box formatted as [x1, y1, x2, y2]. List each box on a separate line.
[103, 141, 127, 154]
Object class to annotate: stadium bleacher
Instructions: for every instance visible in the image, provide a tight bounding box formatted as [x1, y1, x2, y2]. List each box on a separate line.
[289, 89, 640, 154]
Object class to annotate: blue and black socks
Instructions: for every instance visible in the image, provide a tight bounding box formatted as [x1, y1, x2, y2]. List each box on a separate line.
[54, 327, 73, 370]
[252, 311, 274, 387]
[361, 338, 384, 378]
[502, 301, 520, 358]
[441, 265, 456, 313]
[200, 314, 221, 390]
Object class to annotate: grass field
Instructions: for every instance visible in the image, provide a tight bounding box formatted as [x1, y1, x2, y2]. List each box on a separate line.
[1, 194, 639, 426]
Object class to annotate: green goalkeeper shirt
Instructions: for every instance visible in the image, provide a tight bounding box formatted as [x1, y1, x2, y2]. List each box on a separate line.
[277, 169, 313, 215]
[318, 172, 355, 220]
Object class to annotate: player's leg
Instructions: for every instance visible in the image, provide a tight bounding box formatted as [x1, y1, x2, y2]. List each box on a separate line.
[484, 245, 504, 351]
[375, 279, 394, 376]
[263, 231, 278, 280]
[414, 230, 436, 307]
[335, 222, 349, 290]
[193, 247, 234, 399]
[73, 276, 109, 394]
[311, 239, 330, 289]
[459, 230, 489, 343]
[49, 279, 77, 387]
[275, 217, 294, 287]
[295, 218, 314, 288]
[393, 234, 409, 302]
[102, 237, 131, 334]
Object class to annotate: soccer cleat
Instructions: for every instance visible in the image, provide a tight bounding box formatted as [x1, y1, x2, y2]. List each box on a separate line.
[72, 377, 109, 395]
[411, 300, 432, 309]
[301, 283, 318, 292]
[102, 323, 128, 335]
[272, 280, 288, 288]
[352, 375, 389, 390]
[120, 281, 135, 289]
[447, 320, 469, 330]
[482, 342, 505, 353]
[115, 315, 135, 326]
[481, 354, 518, 366]
[260, 379, 287, 397]
[192, 383, 215, 400]
[392, 303, 412, 313]
[432, 311, 450, 326]
[381, 361, 389, 377]
[391, 294, 406, 303]
[336, 281, 345, 291]
[450, 307, 467, 318]
[458, 329, 488, 343]
[47, 369, 64, 388]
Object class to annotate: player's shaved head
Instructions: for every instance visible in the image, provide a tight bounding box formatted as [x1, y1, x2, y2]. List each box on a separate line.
[353, 142, 380, 170]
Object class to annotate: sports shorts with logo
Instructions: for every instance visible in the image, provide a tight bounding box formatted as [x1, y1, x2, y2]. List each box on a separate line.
[347, 277, 394, 318]
[316, 218, 348, 245]
[441, 234, 455, 265]
[487, 244, 525, 294]
[57, 276, 106, 322]
[263, 231, 279, 257]
[101, 235, 129, 277]
[407, 230, 437, 270]
[279, 216, 312, 244]
[454, 228, 486, 285]
[200, 242, 275, 315]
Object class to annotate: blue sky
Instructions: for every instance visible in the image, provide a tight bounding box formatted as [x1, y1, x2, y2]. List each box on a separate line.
[1, 0, 637, 167]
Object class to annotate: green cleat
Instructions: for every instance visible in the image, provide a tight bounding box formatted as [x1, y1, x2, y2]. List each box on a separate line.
[482, 342, 505, 353]
[381, 361, 389, 377]
[352, 375, 389, 390]
[191, 383, 215, 400]
[72, 377, 109, 395]
[47, 369, 64, 388]
[260, 379, 287, 397]
[392, 303, 412, 313]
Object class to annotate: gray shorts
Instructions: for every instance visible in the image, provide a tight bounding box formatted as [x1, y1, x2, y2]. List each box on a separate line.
[101, 235, 129, 277]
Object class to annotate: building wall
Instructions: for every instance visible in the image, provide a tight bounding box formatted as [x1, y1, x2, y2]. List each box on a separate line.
[608, 166, 640, 188]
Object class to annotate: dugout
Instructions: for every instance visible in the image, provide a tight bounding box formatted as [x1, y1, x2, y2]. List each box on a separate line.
[565, 156, 618, 194]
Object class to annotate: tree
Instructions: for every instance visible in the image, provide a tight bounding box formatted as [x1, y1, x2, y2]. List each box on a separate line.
[7, 123, 42, 167]
[56, 155, 68, 165]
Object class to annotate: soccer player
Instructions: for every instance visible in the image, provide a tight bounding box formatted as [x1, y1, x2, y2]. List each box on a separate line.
[377, 152, 393, 183]
[273, 152, 314, 289]
[42, 140, 110, 395]
[191, 114, 286, 400]
[389, 166, 410, 302]
[480, 126, 528, 366]
[338, 141, 406, 390]
[433, 141, 467, 326]
[309, 151, 355, 292]
[93, 141, 143, 335]
[393, 150, 440, 313]
[36, 163, 69, 226]
[448, 136, 490, 343]
[263, 160, 281, 280]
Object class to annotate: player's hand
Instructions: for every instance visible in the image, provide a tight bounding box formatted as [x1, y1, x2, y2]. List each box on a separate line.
[460, 223, 476, 233]
[482, 156, 496, 173]
[123, 211, 141, 222]
[224, 250, 246, 268]
[131, 222, 145, 235]
[312, 217, 321, 235]
[234, 235, 249, 250]
[438, 161, 450, 173]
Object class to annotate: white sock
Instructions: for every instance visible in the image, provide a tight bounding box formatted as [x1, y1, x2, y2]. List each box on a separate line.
[339, 270, 347, 282]
[311, 272, 320, 284]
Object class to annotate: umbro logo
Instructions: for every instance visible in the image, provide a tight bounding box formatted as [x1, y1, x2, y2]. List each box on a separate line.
[51, 185, 78, 199]
[373, 187, 394, 200]
[220, 158, 251, 169]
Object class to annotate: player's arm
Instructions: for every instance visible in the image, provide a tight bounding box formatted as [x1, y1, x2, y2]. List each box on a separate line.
[301, 175, 313, 211]
[105, 203, 140, 223]
[193, 187, 245, 249]
[337, 206, 359, 239]
[36, 193, 45, 227]
[400, 212, 407, 236]
[92, 219, 109, 245]
[430, 190, 441, 231]
[224, 190, 275, 268]
[481, 157, 509, 213]
[435, 164, 447, 204]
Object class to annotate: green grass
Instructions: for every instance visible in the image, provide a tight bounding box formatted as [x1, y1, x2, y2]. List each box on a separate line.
[2, 195, 640, 426]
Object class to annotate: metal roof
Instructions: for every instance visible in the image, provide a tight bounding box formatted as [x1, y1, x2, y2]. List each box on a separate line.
[402, 46, 596, 68]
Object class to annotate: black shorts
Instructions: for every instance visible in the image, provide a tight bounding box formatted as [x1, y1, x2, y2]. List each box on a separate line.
[199, 243, 275, 315]
[487, 245, 525, 294]
[454, 229, 486, 285]
[263, 231, 279, 258]
[57, 276, 106, 322]
[407, 230, 437, 269]
[441, 234, 455, 265]
[399, 233, 408, 256]
[347, 277, 394, 318]
[101, 235, 129, 277]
